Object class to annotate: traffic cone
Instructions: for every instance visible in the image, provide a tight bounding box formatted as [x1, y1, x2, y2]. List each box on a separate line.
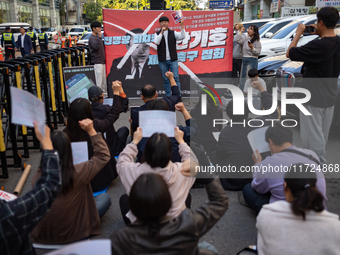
[68, 35, 72, 47]
[0, 49, 3, 61]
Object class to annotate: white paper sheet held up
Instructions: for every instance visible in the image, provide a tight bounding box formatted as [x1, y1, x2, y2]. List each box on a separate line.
[247, 126, 270, 157]
[10, 87, 46, 136]
[71, 141, 88, 165]
[212, 132, 220, 142]
[46, 240, 111, 255]
[103, 98, 113, 106]
[139, 110, 176, 137]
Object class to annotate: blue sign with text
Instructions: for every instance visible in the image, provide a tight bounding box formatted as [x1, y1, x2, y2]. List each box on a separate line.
[209, 0, 233, 9]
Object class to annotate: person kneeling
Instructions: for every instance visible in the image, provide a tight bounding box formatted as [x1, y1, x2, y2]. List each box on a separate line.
[31, 119, 111, 245]
[111, 173, 229, 254]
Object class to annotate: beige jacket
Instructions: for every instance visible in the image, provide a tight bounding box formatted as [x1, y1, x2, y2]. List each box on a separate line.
[257, 200, 340, 255]
[117, 142, 196, 223]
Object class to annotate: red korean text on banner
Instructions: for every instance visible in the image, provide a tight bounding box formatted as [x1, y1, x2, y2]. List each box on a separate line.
[103, 9, 233, 98]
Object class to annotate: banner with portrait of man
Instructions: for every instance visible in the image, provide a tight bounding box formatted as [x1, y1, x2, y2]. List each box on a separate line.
[103, 9, 233, 98]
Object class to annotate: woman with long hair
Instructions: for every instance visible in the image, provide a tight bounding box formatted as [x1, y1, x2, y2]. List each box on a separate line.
[31, 119, 111, 244]
[111, 172, 229, 254]
[256, 164, 340, 254]
[117, 127, 198, 224]
[235, 24, 261, 91]
[64, 82, 123, 192]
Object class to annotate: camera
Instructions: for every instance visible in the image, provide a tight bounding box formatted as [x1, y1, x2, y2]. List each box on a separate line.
[304, 25, 315, 33]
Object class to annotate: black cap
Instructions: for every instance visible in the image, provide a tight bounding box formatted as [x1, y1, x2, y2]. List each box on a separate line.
[5, 26, 10, 30]
[159, 16, 169, 23]
[88, 86, 103, 100]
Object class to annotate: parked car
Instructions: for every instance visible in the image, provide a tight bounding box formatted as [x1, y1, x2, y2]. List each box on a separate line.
[275, 60, 340, 132]
[242, 18, 277, 32]
[257, 53, 290, 93]
[76, 32, 104, 46]
[259, 15, 319, 58]
[0, 22, 30, 42]
[45, 28, 57, 40]
[258, 16, 306, 39]
[67, 26, 91, 37]
[260, 14, 340, 58]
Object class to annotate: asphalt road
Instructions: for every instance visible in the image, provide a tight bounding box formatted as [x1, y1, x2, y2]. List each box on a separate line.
[1, 98, 340, 255]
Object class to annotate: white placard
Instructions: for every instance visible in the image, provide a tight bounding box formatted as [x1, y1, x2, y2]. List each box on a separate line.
[139, 110, 177, 137]
[281, 7, 309, 17]
[46, 240, 111, 255]
[316, 0, 340, 8]
[103, 98, 113, 106]
[247, 126, 270, 158]
[212, 132, 220, 142]
[10, 87, 46, 136]
[71, 141, 89, 165]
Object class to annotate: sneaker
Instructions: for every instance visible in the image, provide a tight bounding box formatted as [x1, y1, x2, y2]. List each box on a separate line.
[238, 192, 250, 207]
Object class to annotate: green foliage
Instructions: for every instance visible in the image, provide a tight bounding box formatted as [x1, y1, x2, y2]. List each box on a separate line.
[84, 2, 103, 22]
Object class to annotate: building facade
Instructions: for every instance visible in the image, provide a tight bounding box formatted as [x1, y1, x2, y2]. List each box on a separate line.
[237, 0, 317, 21]
[0, 0, 60, 29]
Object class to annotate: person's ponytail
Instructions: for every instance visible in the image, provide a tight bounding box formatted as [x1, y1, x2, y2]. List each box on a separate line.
[290, 185, 324, 220]
[284, 164, 324, 220]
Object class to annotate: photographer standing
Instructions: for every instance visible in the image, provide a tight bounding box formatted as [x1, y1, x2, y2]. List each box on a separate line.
[286, 7, 340, 165]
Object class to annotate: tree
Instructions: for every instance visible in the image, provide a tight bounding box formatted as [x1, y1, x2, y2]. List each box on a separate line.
[83, 2, 103, 22]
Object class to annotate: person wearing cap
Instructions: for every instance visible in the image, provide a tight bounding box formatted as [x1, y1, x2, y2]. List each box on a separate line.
[16, 26, 33, 57]
[1, 26, 16, 60]
[88, 21, 107, 95]
[27, 27, 37, 54]
[88, 82, 129, 156]
[38, 28, 49, 52]
[154, 16, 185, 98]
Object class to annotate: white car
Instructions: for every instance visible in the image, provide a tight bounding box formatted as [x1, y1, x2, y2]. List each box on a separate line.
[259, 15, 320, 58]
[67, 26, 91, 37]
[45, 28, 57, 40]
[242, 18, 277, 32]
[76, 32, 104, 46]
[258, 16, 307, 39]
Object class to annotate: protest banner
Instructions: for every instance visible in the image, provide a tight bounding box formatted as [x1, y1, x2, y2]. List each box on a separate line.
[103, 9, 233, 98]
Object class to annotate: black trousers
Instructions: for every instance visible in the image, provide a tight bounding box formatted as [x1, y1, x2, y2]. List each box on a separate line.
[114, 126, 129, 156]
[232, 58, 242, 84]
[119, 193, 192, 225]
[40, 44, 47, 52]
[5, 47, 15, 61]
[32, 42, 37, 54]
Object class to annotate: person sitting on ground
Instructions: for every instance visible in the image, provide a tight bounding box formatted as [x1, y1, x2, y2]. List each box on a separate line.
[64, 82, 123, 192]
[110, 172, 228, 255]
[242, 123, 327, 213]
[88, 83, 129, 156]
[190, 88, 223, 157]
[31, 119, 111, 244]
[130, 71, 181, 133]
[256, 164, 340, 255]
[243, 68, 267, 110]
[0, 124, 61, 254]
[117, 127, 198, 224]
[135, 99, 198, 163]
[214, 80, 277, 191]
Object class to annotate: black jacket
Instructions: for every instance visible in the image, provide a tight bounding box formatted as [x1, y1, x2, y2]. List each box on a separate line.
[214, 91, 278, 191]
[156, 29, 178, 62]
[91, 96, 129, 156]
[110, 177, 228, 255]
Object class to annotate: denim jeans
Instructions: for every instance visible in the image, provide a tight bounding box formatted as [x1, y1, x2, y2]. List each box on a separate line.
[94, 193, 111, 218]
[242, 183, 271, 213]
[239, 57, 258, 91]
[159, 60, 181, 97]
